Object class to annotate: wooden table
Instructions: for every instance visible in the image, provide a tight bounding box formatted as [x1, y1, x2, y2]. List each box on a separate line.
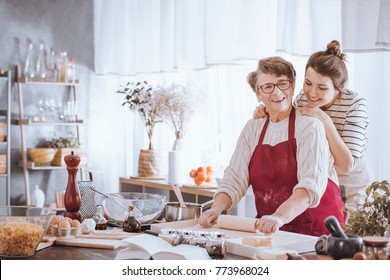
[119, 177, 216, 204]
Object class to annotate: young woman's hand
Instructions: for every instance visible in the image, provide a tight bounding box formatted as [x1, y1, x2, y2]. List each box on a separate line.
[299, 106, 329, 123]
[253, 104, 269, 119]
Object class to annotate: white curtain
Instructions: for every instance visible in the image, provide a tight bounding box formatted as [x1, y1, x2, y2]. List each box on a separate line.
[276, 0, 341, 55]
[92, 0, 390, 198]
[342, 0, 390, 51]
[94, 0, 278, 75]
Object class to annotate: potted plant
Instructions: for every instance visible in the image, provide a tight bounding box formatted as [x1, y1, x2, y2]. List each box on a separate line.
[117, 81, 166, 178]
[47, 136, 87, 167]
[345, 180, 390, 236]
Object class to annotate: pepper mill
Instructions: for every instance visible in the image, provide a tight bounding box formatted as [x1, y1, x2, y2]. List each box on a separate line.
[64, 151, 81, 222]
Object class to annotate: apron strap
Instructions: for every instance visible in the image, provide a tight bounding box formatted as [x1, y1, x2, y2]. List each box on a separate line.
[258, 118, 269, 145]
[288, 107, 296, 140]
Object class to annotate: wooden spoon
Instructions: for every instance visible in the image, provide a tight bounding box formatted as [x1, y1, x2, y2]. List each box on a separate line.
[171, 184, 187, 208]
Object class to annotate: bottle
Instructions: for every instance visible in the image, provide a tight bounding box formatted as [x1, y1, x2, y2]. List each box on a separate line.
[67, 58, 76, 83]
[122, 205, 141, 232]
[158, 228, 177, 245]
[92, 205, 108, 230]
[190, 231, 209, 248]
[46, 51, 58, 82]
[206, 231, 226, 259]
[57, 51, 68, 82]
[175, 229, 193, 245]
[23, 43, 35, 80]
[31, 185, 45, 207]
[35, 43, 47, 81]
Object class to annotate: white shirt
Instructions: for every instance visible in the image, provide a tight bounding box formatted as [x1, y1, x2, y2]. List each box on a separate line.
[216, 110, 337, 209]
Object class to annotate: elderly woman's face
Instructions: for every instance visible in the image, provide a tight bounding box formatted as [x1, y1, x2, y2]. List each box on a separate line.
[255, 72, 294, 117]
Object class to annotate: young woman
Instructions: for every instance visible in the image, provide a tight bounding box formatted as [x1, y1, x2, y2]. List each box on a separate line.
[253, 40, 374, 216]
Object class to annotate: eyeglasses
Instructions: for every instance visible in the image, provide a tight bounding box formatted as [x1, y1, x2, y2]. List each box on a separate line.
[257, 80, 291, 94]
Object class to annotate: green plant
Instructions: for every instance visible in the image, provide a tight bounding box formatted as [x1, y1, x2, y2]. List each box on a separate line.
[46, 136, 79, 148]
[345, 180, 390, 236]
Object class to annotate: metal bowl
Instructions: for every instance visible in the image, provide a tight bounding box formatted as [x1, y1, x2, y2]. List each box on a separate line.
[102, 192, 166, 224]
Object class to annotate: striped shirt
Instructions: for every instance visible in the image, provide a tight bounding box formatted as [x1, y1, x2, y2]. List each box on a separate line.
[293, 89, 374, 211]
[293, 89, 369, 160]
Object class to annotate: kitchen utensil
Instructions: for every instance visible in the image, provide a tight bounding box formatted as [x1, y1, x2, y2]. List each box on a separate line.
[323, 215, 348, 239]
[102, 192, 166, 224]
[89, 187, 128, 212]
[165, 200, 214, 222]
[327, 235, 363, 260]
[172, 184, 186, 208]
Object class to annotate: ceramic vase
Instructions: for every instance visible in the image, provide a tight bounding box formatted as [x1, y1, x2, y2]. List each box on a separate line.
[168, 138, 186, 185]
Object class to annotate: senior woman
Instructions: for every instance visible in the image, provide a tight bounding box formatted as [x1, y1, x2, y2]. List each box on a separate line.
[199, 56, 345, 236]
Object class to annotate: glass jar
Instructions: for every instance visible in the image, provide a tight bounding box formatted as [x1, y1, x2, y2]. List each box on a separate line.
[206, 231, 226, 259]
[175, 229, 193, 245]
[92, 205, 107, 230]
[363, 236, 389, 260]
[122, 205, 141, 232]
[190, 231, 209, 248]
[158, 228, 177, 245]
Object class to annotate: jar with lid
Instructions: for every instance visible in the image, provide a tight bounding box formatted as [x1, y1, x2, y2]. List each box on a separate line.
[175, 229, 193, 245]
[158, 228, 177, 245]
[206, 231, 226, 259]
[190, 231, 209, 248]
[363, 236, 389, 260]
[92, 205, 107, 230]
[122, 205, 141, 233]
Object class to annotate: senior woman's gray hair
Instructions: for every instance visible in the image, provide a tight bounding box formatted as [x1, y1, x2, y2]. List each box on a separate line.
[247, 56, 296, 92]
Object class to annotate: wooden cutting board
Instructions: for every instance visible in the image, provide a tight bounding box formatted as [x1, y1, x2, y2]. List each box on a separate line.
[151, 218, 318, 255]
[55, 238, 125, 249]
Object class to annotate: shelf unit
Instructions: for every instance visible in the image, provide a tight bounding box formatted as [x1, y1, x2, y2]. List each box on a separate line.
[0, 70, 11, 206]
[15, 66, 83, 205]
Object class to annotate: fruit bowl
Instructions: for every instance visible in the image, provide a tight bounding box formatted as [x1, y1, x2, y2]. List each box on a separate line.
[0, 206, 55, 258]
[102, 192, 166, 224]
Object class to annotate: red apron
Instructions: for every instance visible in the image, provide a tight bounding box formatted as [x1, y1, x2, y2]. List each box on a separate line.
[248, 108, 345, 236]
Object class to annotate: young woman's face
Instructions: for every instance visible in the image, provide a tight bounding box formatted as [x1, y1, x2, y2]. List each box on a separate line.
[303, 67, 340, 109]
[256, 72, 294, 119]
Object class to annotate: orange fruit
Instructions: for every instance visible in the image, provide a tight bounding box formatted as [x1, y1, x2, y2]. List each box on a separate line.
[205, 174, 213, 183]
[194, 176, 205, 185]
[206, 166, 214, 174]
[197, 166, 206, 173]
[194, 172, 207, 185]
[189, 169, 197, 178]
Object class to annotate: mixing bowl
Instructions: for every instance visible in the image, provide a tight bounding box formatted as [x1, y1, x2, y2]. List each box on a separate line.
[102, 192, 166, 224]
[0, 206, 55, 258]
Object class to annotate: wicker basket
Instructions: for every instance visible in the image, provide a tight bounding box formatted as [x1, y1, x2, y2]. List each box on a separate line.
[137, 149, 167, 178]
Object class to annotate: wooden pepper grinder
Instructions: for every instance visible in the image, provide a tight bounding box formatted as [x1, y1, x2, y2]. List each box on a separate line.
[64, 151, 81, 222]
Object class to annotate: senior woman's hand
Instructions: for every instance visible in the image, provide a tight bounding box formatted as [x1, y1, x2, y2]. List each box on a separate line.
[199, 206, 223, 227]
[256, 213, 285, 234]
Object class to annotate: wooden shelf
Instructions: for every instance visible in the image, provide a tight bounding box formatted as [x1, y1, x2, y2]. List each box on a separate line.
[14, 119, 83, 126]
[17, 77, 79, 85]
[18, 160, 66, 170]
